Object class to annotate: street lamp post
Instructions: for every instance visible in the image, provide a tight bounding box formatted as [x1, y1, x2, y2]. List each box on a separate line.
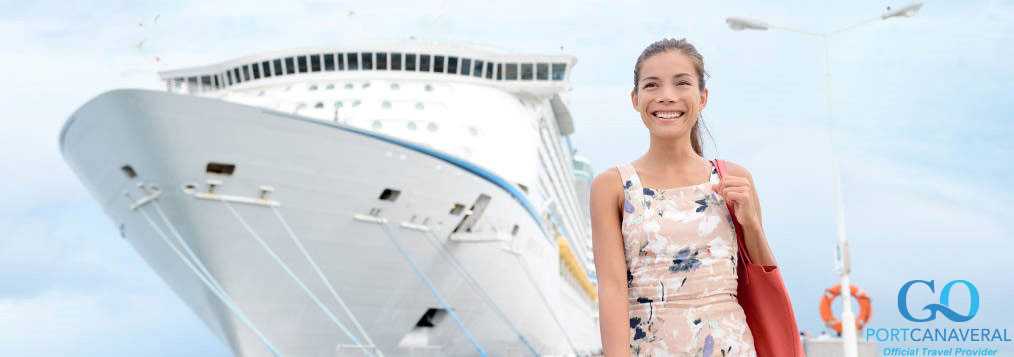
[726, 3, 922, 357]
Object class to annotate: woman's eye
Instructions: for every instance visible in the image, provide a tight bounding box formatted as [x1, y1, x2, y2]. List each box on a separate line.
[644, 83, 657, 88]
[679, 81, 691, 86]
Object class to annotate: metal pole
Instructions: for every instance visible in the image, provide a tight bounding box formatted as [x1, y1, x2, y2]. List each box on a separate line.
[823, 34, 858, 357]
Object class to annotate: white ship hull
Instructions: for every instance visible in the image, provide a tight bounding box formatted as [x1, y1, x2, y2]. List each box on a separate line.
[59, 89, 600, 356]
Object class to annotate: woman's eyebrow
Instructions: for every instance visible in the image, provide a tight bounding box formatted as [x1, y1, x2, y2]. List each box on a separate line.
[640, 73, 692, 83]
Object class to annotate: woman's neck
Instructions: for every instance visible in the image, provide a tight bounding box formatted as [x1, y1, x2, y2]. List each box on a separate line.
[639, 134, 703, 171]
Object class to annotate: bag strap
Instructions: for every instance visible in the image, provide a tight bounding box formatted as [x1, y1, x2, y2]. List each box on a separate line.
[713, 159, 753, 267]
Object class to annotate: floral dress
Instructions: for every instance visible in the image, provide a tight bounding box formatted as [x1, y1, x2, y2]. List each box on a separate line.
[618, 160, 756, 357]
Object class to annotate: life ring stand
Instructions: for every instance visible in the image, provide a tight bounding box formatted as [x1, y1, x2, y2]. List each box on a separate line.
[819, 283, 872, 335]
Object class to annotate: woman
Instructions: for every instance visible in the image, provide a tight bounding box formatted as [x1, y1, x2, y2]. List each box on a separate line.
[590, 38, 779, 356]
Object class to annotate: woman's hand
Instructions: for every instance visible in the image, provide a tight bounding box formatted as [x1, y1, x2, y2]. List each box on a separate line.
[712, 173, 761, 231]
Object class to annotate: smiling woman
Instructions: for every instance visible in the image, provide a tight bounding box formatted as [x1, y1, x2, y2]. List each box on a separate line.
[590, 38, 785, 356]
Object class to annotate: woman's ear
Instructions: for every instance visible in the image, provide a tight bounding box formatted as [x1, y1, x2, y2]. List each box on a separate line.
[699, 87, 709, 111]
[630, 89, 638, 111]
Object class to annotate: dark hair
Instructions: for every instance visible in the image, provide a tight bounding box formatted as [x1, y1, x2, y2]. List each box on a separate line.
[633, 38, 712, 156]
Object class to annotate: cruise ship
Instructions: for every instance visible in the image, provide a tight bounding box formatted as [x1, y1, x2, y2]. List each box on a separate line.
[58, 42, 602, 356]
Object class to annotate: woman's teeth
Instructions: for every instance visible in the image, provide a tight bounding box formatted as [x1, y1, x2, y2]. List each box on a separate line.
[653, 111, 685, 119]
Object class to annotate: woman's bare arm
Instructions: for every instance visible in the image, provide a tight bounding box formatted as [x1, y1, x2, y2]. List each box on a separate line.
[590, 168, 630, 356]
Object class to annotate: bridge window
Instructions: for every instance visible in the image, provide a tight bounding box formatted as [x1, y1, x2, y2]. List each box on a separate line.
[232, 68, 241, 83]
[406, 54, 417, 71]
[473, 60, 483, 77]
[297, 55, 308, 73]
[537, 63, 548, 80]
[261, 61, 272, 78]
[252, 63, 261, 79]
[273, 59, 283, 76]
[324, 54, 335, 71]
[521, 63, 533, 80]
[391, 53, 402, 70]
[434, 55, 445, 73]
[460, 58, 471, 75]
[362, 52, 373, 70]
[419, 54, 430, 71]
[552, 63, 566, 80]
[486, 62, 493, 79]
[242, 65, 251, 81]
[337, 53, 345, 70]
[496, 63, 503, 80]
[285, 57, 295, 74]
[311, 54, 322, 72]
[505, 63, 518, 80]
[347, 53, 359, 70]
[201, 76, 212, 89]
[447, 56, 458, 74]
[213, 75, 220, 88]
[377, 53, 387, 70]
[226, 71, 233, 85]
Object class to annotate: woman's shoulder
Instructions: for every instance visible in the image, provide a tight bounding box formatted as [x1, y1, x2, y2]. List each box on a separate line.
[590, 167, 624, 208]
[717, 159, 755, 181]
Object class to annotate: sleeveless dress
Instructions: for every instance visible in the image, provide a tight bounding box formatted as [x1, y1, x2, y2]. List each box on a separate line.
[618, 160, 756, 357]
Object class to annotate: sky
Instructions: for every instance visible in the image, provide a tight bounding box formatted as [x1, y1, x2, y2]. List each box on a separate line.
[1, 0, 1012, 355]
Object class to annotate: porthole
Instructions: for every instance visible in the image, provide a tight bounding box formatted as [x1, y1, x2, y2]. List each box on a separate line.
[372, 120, 382, 130]
[334, 101, 344, 108]
[326, 83, 335, 90]
[427, 122, 438, 131]
[391, 83, 400, 90]
[382, 101, 391, 109]
[415, 102, 424, 110]
[352, 99, 361, 107]
[314, 102, 324, 109]
[344, 83, 354, 89]
[407, 122, 417, 130]
[309, 84, 318, 91]
[362, 82, 371, 89]
[424, 84, 433, 91]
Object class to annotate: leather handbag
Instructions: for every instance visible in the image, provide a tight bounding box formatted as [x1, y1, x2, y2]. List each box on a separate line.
[714, 159, 805, 357]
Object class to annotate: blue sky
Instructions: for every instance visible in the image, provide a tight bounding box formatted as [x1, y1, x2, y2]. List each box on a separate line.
[1, 0, 1012, 355]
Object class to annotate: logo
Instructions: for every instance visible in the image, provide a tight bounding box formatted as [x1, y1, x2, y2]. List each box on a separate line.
[898, 280, 979, 322]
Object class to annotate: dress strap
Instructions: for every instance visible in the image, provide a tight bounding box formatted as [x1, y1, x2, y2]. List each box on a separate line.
[616, 163, 642, 192]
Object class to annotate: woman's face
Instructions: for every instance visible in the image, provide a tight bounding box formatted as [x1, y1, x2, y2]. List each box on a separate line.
[631, 50, 708, 140]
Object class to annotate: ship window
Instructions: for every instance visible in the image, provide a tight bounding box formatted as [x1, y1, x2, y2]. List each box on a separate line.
[337, 53, 345, 70]
[334, 101, 343, 108]
[521, 63, 533, 80]
[536, 63, 548, 80]
[416, 102, 424, 109]
[361, 52, 373, 70]
[419, 54, 431, 71]
[311, 54, 322, 72]
[552, 63, 566, 80]
[314, 102, 324, 109]
[391, 83, 400, 90]
[372, 120, 382, 129]
[427, 122, 438, 131]
[226, 71, 234, 85]
[382, 101, 391, 109]
[261, 61, 272, 78]
[201, 75, 212, 87]
[407, 122, 416, 130]
[344, 83, 353, 89]
[121, 165, 137, 179]
[447, 56, 458, 74]
[434, 55, 445, 73]
[326, 83, 335, 90]
[252, 63, 261, 79]
[472, 59, 483, 77]
[297, 56, 308, 73]
[242, 65, 251, 81]
[323, 54, 334, 71]
[285, 57, 295, 74]
[206, 162, 235, 175]
[376, 53, 387, 70]
[378, 188, 400, 202]
[505, 63, 518, 80]
[273, 59, 283, 76]
[486, 62, 494, 79]
[460, 58, 470, 75]
[347, 53, 359, 70]
[213, 75, 220, 88]
[361, 81, 370, 89]
[424, 84, 433, 92]
[233, 68, 241, 83]
[391, 53, 402, 70]
[496, 63, 503, 80]
[406, 54, 417, 71]
[309, 84, 318, 91]
[352, 99, 361, 107]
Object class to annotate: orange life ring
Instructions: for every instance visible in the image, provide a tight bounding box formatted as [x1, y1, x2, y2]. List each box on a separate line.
[819, 283, 872, 335]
